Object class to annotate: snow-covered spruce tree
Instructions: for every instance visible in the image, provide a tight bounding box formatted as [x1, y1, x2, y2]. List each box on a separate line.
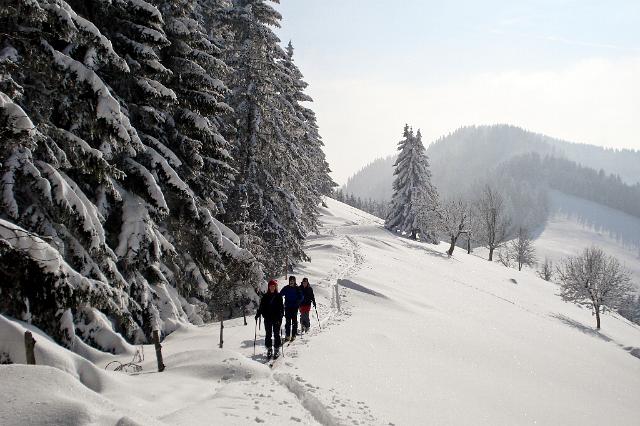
[280, 41, 336, 211]
[0, 0, 150, 346]
[507, 227, 536, 271]
[557, 247, 632, 329]
[224, 0, 309, 277]
[156, 0, 262, 317]
[386, 126, 439, 242]
[57, 0, 208, 339]
[76, 0, 261, 324]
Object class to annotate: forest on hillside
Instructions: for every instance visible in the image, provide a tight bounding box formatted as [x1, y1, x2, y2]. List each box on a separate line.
[342, 125, 640, 233]
[0, 0, 333, 351]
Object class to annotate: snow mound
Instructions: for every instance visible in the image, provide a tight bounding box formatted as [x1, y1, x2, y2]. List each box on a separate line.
[0, 315, 117, 393]
[0, 365, 152, 426]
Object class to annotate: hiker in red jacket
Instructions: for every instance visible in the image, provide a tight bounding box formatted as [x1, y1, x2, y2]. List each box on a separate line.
[299, 277, 316, 333]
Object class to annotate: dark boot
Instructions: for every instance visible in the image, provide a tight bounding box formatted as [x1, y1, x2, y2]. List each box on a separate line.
[273, 347, 280, 359]
[267, 347, 273, 358]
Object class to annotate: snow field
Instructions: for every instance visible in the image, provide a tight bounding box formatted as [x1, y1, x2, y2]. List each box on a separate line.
[290, 199, 640, 425]
[2, 197, 639, 425]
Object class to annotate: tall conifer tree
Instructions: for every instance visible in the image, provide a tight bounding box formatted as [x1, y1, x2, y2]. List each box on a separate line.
[224, 0, 307, 276]
[386, 126, 438, 241]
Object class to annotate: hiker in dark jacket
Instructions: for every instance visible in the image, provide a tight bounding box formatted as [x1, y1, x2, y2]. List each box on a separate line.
[280, 276, 303, 341]
[255, 279, 284, 358]
[299, 277, 316, 333]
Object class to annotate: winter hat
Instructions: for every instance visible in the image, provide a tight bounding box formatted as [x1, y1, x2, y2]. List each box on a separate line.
[268, 279, 278, 291]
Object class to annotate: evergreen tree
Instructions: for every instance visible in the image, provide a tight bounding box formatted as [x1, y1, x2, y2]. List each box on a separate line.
[0, 0, 149, 345]
[224, 0, 307, 277]
[279, 41, 335, 233]
[1, 0, 332, 351]
[386, 126, 438, 241]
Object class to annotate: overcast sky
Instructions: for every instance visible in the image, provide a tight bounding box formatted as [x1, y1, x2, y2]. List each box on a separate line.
[274, 0, 640, 184]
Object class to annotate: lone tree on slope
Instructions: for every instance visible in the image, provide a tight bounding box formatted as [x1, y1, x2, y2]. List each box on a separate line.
[476, 185, 511, 261]
[508, 227, 536, 271]
[436, 198, 471, 256]
[557, 247, 631, 329]
[537, 257, 554, 281]
[386, 126, 438, 241]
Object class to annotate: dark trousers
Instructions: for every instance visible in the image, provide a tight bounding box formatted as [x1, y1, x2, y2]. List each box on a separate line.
[284, 307, 298, 337]
[300, 310, 311, 329]
[264, 319, 281, 349]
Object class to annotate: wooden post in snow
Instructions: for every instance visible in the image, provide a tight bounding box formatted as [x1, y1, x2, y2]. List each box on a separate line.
[152, 330, 165, 372]
[242, 304, 247, 326]
[219, 314, 224, 348]
[24, 331, 36, 365]
[335, 282, 342, 312]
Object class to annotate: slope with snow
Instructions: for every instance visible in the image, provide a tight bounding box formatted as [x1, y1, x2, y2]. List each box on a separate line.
[2, 198, 639, 425]
[535, 191, 640, 288]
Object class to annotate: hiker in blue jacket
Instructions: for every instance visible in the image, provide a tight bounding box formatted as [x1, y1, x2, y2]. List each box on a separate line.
[280, 276, 304, 341]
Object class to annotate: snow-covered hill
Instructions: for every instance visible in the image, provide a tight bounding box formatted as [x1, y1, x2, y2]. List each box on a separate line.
[2, 198, 639, 425]
[535, 191, 640, 288]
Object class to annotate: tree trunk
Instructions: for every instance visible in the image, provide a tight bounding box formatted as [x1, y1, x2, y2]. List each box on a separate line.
[447, 236, 456, 256]
[467, 237, 471, 254]
[410, 230, 417, 240]
[488, 247, 494, 261]
[518, 262, 522, 271]
[595, 307, 601, 329]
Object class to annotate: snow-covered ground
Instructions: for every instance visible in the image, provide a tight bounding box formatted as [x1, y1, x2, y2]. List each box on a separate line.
[2, 198, 640, 425]
[535, 191, 640, 289]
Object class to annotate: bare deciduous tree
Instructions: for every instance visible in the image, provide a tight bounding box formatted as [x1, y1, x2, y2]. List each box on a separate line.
[508, 227, 536, 271]
[537, 257, 553, 281]
[496, 248, 512, 267]
[556, 247, 632, 329]
[476, 185, 511, 261]
[436, 198, 471, 256]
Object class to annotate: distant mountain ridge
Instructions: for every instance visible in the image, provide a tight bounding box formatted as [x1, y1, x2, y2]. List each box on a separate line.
[344, 125, 640, 204]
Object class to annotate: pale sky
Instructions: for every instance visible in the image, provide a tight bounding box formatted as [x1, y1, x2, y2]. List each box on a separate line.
[274, 0, 640, 184]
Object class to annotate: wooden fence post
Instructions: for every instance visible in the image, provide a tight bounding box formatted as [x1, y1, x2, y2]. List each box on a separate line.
[152, 330, 165, 372]
[24, 331, 36, 365]
[219, 314, 224, 348]
[243, 304, 247, 326]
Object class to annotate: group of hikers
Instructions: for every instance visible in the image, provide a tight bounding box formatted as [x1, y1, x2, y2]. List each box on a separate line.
[255, 275, 316, 359]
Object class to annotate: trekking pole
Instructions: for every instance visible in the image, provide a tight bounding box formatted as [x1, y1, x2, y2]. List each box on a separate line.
[253, 318, 258, 356]
[314, 305, 321, 329]
[280, 324, 285, 357]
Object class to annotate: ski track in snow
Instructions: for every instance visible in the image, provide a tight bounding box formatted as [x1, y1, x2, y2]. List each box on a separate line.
[258, 206, 391, 425]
